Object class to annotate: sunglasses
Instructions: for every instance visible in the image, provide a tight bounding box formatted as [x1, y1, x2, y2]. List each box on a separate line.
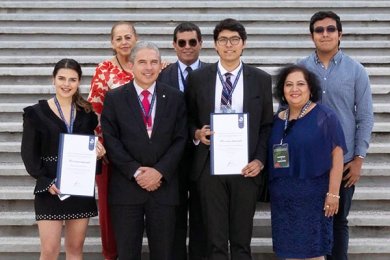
[177, 39, 198, 48]
[313, 25, 337, 34]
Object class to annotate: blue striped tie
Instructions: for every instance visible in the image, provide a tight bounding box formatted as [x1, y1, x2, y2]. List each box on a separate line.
[221, 72, 233, 106]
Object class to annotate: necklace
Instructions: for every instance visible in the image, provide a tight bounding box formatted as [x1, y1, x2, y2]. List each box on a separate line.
[115, 55, 130, 74]
[285, 100, 312, 121]
[280, 100, 312, 144]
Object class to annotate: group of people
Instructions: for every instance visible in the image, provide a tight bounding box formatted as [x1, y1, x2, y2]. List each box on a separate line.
[21, 10, 373, 260]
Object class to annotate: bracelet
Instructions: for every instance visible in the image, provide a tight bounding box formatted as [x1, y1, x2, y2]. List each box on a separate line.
[326, 192, 340, 199]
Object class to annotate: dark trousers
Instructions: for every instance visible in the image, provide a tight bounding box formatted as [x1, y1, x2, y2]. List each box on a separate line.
[172, 179, 206, 260]
[110, 197, 175, 260]
[327, 170, 355, 260]
[188, 181, 207, 260]
[199, 171, 258, 260]
[172, 145, 207, 260]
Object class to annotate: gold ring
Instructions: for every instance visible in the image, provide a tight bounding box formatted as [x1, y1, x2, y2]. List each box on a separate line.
[326, 205, 330, 208]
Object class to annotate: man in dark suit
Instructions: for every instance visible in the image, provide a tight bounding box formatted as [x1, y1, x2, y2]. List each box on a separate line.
[159, 22, 207, 260]
[186, 18, 273, 260]
[101, 41, 187, 260]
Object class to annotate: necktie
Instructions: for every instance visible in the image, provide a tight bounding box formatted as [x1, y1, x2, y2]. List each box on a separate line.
[221, 72, 233, 106]
[141, 90, 152, 127]
[185, 66, 193, 81]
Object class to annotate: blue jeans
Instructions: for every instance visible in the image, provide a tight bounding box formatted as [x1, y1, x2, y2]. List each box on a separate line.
[327, 169, 355, 260]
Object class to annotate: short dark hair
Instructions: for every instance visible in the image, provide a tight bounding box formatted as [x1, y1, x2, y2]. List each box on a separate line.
[274, 64, 322, 106]
[173, 22, 202, 42]
[213, 18, 247, 42]
[309, 11, 342, 34]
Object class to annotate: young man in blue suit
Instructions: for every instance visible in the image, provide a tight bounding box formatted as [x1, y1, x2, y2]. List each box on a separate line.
[186, 19, 273, 260]
[101, 41, 187, 260]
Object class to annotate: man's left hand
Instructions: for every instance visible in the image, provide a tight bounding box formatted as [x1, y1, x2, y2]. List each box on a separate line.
[343, 156, 363, 187]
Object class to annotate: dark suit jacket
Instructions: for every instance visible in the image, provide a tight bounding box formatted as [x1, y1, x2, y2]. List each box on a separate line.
[158, 61, 208, 91]
[101, 81, 187, 206]
[185, 62, 273, 183]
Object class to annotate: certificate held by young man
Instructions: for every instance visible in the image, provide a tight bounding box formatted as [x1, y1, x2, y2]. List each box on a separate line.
[56, 134, 98, 197]
[210, 113, 249, 175]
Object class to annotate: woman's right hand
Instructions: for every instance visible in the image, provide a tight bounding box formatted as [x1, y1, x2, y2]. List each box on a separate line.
[48, 183, 60, 195]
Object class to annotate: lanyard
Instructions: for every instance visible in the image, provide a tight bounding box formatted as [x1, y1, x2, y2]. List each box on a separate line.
[137, 90, 157, 126]
[280, 100, 312, 144]
[178, 60, 201, 90]
[217, 65, 243, 106]
[54, 96, 75, 134]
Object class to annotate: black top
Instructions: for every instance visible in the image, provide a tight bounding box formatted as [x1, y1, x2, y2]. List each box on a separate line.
[21, 100, 98, 220]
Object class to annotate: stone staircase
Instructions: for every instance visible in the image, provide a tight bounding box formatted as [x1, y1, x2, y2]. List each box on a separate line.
[0, 1, 389, 259]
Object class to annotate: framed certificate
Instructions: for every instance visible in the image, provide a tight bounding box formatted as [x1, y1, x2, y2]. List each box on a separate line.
[210, 113, 249, 175]
[56, 134, 97, 197]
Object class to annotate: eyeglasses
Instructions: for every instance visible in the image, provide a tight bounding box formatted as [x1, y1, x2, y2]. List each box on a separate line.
[313, 25, 337, 34]
[177, 39, 198, 48]
[216, 36, 241, 46]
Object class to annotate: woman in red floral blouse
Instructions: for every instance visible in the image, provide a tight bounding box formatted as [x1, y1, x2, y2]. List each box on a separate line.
[88, 21, 137, 260]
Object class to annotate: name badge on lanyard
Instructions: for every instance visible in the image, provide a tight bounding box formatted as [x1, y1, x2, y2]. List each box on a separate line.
[273, 143, 289, 168]
[272, 100, 312, 169]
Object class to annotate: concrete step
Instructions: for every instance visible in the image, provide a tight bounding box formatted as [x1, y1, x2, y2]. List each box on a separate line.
[13, 121, 390, 134]
[1, 210, 389, 239]
[2, 140, 390, 155]
[0, 162, 383, 177]
[1, 121, 389, 133]
[1, 12, 390, 23]
[2, 1, 389, 9]
[2, 40, 390, 49]
[1, 66, 389, 77]
[1, 84, 388, 95]
[1, 162, 389, 189]
[1, 185, 389, 201]
[0, 236, 388, 255]
[2, 55, 390, 65]
[2, 209, 388, 227]
[2, 141, 390, 154]
[2, 26, 390, 40]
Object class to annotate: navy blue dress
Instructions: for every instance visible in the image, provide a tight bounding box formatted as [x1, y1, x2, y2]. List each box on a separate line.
[268, 104, 347, 258]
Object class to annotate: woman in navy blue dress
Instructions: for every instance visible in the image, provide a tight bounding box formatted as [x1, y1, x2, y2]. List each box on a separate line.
[268, 65, 347, 259]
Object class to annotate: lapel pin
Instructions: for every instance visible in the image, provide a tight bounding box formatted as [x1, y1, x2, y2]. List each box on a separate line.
[163, 95, 166, 98]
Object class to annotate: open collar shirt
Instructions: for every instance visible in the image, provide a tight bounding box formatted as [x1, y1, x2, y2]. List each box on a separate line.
[298, 50, 374, 162]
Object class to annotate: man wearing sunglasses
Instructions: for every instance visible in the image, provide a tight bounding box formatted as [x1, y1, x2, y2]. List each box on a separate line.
[159, 22, 206, 92]
[159, 22, 208, 260]
[186, 18, 273, 259]
[299, 11, 374, 260]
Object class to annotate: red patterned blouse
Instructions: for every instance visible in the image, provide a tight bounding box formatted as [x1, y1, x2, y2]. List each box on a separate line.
[88, 60, 134, 139]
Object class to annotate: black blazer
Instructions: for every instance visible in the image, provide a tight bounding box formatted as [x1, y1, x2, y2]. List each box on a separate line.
[185, 62, 273, 183]
[158, 61, 208, 90]
[101, 81, 187, 206]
